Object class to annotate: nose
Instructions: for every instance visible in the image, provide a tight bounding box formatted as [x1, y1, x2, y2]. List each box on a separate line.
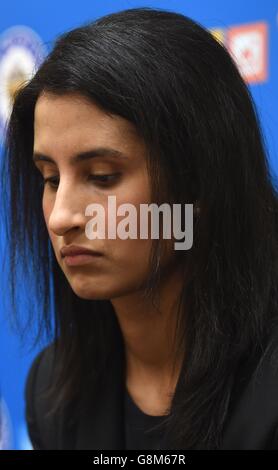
[47, 180, 86, 236]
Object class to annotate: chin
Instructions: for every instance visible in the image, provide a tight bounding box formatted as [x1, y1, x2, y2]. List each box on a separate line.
[66, 277, 117, 300]
[69, 283, 111, 300]
[72, 281, 144, 301]
[63, 269, 146, 300]
[75, 291, 110, 300]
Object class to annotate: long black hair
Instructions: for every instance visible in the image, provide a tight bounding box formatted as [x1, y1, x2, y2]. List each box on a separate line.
[2, 7, 278, 449]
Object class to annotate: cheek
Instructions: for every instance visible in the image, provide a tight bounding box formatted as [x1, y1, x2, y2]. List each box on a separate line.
[103, 184, 154, 279]
[106, 176, 176, 279]
[110, 236, 152, 270]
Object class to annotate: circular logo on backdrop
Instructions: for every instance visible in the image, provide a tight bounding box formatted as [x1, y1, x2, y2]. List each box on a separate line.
[0, 396, 13, 449]
[0, 25, 47, 141]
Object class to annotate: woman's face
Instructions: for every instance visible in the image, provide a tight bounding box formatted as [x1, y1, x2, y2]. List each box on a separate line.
[33, 91, 157, 300]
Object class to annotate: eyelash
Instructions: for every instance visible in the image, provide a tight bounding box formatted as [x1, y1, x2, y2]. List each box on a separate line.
[42, 173, 120, 189]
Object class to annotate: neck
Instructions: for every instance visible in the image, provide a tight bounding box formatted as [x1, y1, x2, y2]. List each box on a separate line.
[111, 263, 185, 414]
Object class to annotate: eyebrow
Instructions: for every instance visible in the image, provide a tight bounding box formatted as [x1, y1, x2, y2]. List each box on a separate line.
[32, 147, 128, 164]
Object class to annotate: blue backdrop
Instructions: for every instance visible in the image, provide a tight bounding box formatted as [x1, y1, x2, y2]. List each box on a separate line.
[0, 0, 277, 450]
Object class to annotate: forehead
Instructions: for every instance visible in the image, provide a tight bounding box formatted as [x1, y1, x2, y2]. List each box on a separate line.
[33, 91, 139, 150]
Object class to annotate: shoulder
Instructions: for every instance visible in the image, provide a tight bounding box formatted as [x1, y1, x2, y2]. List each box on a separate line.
[25, 343, 55, 395]
[222, 325, 278, 449]
[24, 342, 56, 449]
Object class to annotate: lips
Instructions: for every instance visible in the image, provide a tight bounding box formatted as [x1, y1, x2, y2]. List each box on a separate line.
[60, 245, 103, 258]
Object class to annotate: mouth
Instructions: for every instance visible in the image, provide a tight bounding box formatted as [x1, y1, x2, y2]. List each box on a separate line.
[63, 252, 103, 266]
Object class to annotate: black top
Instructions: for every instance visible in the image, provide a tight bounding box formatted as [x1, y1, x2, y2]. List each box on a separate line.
[24, 322, 278, 449]
[124, 388, 169, 450]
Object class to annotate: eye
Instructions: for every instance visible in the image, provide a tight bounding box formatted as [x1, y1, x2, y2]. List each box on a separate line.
[42, 176, 59, 189]
[88, 173, 121, 185]
[41, 173, 121, 190]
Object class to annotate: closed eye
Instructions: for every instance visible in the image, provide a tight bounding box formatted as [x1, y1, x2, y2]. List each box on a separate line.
[41, 173, 121, 189]
[88, 173, 121, 184]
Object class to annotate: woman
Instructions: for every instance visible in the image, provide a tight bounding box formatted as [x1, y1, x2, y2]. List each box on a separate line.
[2, 7, 278, 450]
